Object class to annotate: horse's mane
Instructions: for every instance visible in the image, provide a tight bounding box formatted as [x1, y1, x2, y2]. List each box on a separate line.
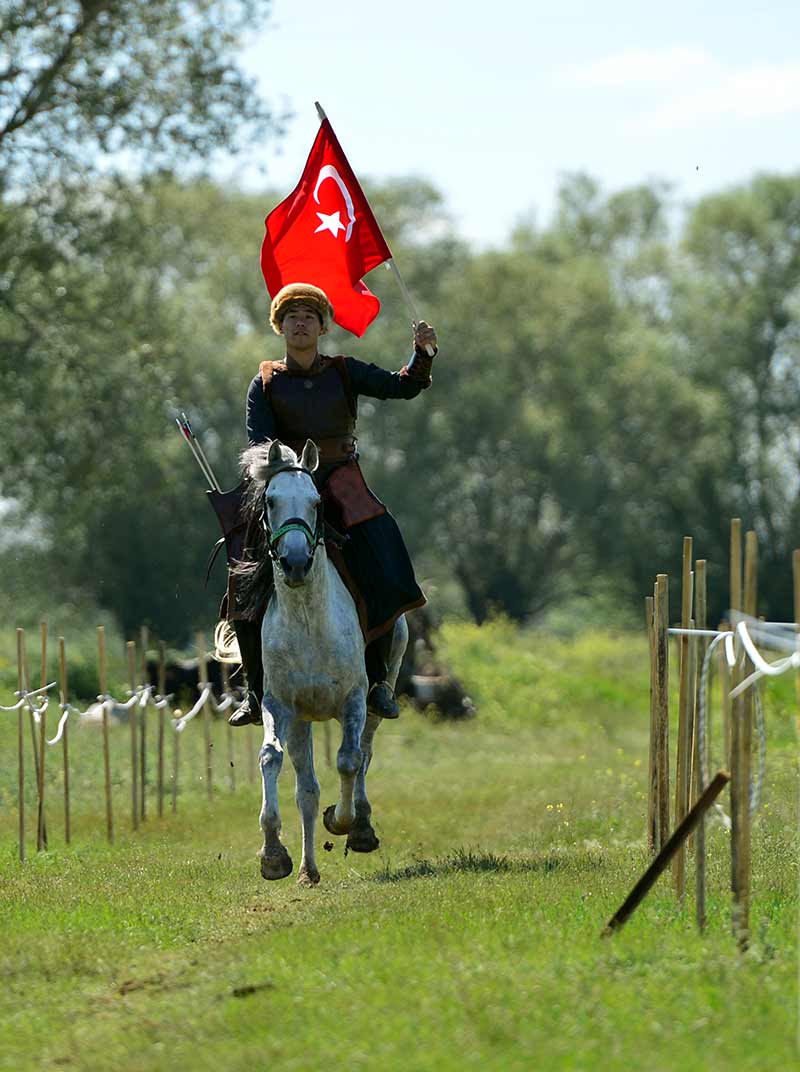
[239, 440, 299, 529]
[232, 440, 301, 618]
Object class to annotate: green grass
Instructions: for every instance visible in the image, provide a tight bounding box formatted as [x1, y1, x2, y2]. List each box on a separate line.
[0, 623, 797, 1071]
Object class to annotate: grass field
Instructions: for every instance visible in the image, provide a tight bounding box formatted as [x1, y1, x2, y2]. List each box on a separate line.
[0, 621, 797, 1071]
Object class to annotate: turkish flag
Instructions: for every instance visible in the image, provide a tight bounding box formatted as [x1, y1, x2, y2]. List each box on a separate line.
[260, 118, 392, 337]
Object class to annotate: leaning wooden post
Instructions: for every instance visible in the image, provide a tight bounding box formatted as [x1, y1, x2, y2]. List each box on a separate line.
[36, 620, 48, 851]
[197, 634, 213, 800]
[646, 593, 657, 852]
[693, 561, 708, 931]
[654, 575, 670, 850]
[139, 625, 148, 822]
[59, 636, 71, 845]
[157, 641, 166, 819]
[126, 640, 139, 831]
[673, 537, 693, 900]
[16, 628, 26, 863]
[603, 771, 731, 936]
[97, 626, 114, 842]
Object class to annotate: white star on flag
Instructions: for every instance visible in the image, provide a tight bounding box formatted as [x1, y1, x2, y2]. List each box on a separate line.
[314, 210, 347, 237]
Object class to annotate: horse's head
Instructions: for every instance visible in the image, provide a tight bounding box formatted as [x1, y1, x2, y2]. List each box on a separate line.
[242, 439, 322, 588]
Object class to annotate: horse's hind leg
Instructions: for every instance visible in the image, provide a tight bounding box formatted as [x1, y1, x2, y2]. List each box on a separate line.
[323, 687, 365, 837]
[258, 694, 293, 880]
[347, 617, 408, 854]
[347, 713, 381, 853]
[287, 720, 320, 886]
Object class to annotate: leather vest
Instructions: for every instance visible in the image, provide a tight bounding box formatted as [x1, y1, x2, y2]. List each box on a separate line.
[268, 360, 356, 444]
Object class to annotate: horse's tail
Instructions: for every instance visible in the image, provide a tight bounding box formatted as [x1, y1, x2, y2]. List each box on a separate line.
[213, 619, 241, 665]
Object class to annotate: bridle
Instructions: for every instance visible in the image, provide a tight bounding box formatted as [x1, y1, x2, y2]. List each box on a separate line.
[260, 464, 325, 564]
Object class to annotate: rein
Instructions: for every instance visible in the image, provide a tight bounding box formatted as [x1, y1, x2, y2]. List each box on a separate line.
[260, 464, 325, 562]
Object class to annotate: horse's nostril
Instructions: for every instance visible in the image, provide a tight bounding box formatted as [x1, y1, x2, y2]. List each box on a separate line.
[279, 555, 290, 572]
[303, 559, 313, 576]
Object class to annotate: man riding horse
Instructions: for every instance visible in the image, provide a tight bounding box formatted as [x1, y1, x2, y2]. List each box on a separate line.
[226, 281, 438, 727]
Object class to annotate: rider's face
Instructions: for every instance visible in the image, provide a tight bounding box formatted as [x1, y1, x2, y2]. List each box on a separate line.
[282, 303, 322, 350]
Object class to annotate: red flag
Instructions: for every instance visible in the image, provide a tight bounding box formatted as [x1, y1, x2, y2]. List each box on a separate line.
[260, 118, 392, 337]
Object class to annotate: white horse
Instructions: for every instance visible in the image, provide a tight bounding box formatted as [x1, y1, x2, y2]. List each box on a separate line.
[217, 439, 408, 886]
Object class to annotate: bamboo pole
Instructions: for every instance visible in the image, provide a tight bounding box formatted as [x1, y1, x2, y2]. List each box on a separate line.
[654, 575, 670, 850]
[603, 771, 731, 936]
[98, 626, 113, 842]
[139, 625, 148, 821]
[158, 641, 166, 819]
[673, 537, 693, 899]
[36, 620, 48, 851]
[646, 592, 657, 852]
[693, 561, 708, 931]
[17, 628, 25, 863]
[59, 637, 71, 845]
[127, 641, 139, 831]
[197, 634, 213, 800]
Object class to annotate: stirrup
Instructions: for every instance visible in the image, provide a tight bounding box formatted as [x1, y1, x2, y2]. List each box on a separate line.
[228, 692, 262, 727]
[367, 682, 399, 719]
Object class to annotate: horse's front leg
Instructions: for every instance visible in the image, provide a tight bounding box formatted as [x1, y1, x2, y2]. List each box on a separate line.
[323, 687, 366, 836]
[259, 692, 293, 880]
[286, 720, 320, 886]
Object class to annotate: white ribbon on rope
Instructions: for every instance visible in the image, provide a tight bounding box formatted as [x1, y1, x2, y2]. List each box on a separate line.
[172, 685, 213, 733]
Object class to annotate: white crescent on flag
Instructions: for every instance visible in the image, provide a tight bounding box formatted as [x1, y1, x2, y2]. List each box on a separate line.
[313, 164, 357, 241]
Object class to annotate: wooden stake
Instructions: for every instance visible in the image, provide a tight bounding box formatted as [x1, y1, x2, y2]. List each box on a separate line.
[158, 641, 166, 819]
[17, 628, 25, 863]
[733, 530, 758, 949]
[36, 620, 48, 851]
[603, 771, 730, 936]
[654, 575, 670, 850]
[172, 711, 180, 814]
[693, 561, 708, 931]
[139, 625, 148, 821]
[719, 619, 732, 766]
[223, 661, 235, 792]
[794, 549, 800, 725]
[673, 538, 693, 900]
[646, 593, 657, 852]
[59, 637, 71, 845]
[98, 626, 113, 843]
[22, 631, 44, 851]
[127, 640, 139, 831]
[728, 519, 743, 938]
[197, 634, 213, 800]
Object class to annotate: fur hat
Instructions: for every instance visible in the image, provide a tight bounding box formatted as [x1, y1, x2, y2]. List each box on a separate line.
[269, 283, 334, 335]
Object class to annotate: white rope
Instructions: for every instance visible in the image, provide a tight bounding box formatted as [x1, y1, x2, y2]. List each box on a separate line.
[172, 685, 213, 733]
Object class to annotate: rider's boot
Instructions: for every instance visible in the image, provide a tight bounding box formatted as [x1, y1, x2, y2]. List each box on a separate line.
[365, 630, 400, 719]
[228, 618, 264, 727]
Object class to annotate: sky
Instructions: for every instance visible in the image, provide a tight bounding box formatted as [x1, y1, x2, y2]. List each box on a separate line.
[228, 0, 800, 248]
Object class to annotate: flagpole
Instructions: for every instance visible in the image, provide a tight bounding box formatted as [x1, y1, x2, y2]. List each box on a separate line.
[314, 101, 436, 356]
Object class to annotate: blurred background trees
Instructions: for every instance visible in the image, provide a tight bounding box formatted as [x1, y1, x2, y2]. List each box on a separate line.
[1, 3, 798, 640]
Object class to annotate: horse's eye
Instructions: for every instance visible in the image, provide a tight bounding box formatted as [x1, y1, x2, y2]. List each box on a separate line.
[265, 496, 274, 511]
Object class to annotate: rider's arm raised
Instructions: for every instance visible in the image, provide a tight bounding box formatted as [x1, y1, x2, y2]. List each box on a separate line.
[345, 324, 438, 401]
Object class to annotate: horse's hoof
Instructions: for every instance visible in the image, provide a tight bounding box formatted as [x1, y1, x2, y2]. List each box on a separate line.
[346, 820, 380, 854]
[297, 865, 320, 887]
[322, 804, 352, 836]
[259, 846, 293, 881]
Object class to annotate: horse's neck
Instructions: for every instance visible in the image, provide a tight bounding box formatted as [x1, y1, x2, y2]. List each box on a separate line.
[271, 547, 335, 636]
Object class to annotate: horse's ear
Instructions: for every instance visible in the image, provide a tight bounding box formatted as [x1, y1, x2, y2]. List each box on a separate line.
[300, 439, 319, 473]
[267, 440, 283, 466]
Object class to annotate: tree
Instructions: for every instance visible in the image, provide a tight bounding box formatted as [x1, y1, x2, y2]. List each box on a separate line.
[0, 0, 281, 183]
